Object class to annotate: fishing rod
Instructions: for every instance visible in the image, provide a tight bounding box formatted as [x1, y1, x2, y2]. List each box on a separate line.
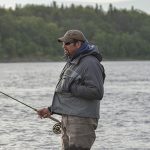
[0, 91, 61, 134]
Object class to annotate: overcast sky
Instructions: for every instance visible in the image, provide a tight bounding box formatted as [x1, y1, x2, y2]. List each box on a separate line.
[0, 0, 150, 14]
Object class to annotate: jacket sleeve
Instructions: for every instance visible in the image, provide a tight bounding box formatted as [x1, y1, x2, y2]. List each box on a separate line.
[70, 57, 104, 100]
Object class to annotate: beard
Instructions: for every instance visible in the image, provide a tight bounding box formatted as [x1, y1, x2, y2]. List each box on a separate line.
[64, 49, 70, 57]
[63, 49, 70, 60]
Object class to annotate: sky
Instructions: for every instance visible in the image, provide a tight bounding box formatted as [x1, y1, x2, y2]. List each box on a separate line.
[0, 0, 150, 14]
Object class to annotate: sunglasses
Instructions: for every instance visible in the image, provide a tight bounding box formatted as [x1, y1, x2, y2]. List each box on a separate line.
[64, 42, 73, 45]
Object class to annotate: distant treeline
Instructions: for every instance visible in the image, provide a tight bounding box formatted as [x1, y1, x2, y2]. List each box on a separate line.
[0, 2, 150, 61]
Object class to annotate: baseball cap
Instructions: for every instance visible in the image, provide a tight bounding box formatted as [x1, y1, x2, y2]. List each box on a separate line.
[58, 30, 86, 43]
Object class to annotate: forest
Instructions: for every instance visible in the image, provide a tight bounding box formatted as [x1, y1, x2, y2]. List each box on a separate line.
[0, 1, 150, 61]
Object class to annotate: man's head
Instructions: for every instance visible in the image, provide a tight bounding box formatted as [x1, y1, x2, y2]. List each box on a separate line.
[58, 30, 86, 56]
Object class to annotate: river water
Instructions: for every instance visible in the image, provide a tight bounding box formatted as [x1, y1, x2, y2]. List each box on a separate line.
[0, 61, 150, 150]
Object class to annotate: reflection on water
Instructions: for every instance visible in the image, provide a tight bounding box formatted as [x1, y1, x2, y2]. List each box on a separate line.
[0, 61, 150, 150]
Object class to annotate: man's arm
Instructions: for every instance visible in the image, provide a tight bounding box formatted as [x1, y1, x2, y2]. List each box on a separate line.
[70, 57, 104, 100]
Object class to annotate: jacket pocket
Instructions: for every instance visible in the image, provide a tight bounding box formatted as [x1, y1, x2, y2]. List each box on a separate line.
[56, 69, 81, 93]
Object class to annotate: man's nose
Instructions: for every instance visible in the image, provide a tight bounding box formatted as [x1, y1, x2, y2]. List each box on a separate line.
[62, 43, 65, 48]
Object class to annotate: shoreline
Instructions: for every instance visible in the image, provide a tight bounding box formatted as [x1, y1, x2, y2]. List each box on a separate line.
[0, 59, 150, 63]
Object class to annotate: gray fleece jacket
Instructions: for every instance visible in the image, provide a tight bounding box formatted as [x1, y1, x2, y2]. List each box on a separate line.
[51, 43, 105, 119]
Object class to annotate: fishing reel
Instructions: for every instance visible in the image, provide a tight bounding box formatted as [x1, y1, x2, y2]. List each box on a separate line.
[52, 122, 61, 134]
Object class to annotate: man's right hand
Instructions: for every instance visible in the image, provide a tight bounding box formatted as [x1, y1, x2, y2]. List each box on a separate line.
[37, 108, 52, 119]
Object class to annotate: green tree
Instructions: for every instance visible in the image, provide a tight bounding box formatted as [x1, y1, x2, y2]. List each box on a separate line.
[0, 3, 150, 61]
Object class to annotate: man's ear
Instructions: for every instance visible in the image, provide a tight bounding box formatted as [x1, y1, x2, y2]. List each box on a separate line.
[76, 41, 82, 48]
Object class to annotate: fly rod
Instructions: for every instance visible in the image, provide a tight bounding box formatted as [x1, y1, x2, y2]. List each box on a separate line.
[0, 91, 61, 134]
[0, 91, 60, 123]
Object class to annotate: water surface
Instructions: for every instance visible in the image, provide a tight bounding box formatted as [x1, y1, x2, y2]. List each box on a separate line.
[0, 61, 150, 150]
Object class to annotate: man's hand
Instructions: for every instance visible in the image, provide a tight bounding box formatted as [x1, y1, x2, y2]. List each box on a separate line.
[37, 108, 52, 119]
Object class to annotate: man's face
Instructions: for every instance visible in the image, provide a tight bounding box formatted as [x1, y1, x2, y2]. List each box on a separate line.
[62, 41, 81, 57]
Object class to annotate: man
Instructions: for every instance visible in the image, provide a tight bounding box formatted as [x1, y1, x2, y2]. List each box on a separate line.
[37, 30, 105, 150]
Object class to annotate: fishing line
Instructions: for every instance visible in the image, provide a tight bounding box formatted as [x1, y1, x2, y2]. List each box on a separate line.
[0, 91, 61, 134]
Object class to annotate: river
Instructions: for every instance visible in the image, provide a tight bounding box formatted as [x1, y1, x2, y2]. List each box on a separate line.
[0, 61, 150, 150]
